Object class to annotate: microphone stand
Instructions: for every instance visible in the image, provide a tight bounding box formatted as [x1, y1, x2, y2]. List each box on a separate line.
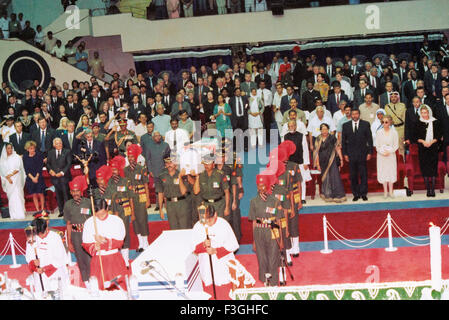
[144, 262, 190, 300]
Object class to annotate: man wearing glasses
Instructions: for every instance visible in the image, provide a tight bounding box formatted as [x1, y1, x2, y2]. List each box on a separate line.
[384, 91, 406, 157]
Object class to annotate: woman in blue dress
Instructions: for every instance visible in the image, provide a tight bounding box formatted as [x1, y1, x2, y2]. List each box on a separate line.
[23, 140, 46, 212]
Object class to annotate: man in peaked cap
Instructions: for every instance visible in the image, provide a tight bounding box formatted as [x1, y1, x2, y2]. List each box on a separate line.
[248, 172, 284, 286]
[104, 155, 134, 267]
[63, 175, 92, 287]
[124, 144, 150, 253]
[114, 118, 138, 156]
[155, 153, 192, 230]
[193, 153, 231, 225]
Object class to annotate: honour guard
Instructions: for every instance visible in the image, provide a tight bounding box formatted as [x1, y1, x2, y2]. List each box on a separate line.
[93, 165, 113, 201]
[194, 153, 231, 224]
[124, 144, 150, 252]
[63, 175, 92, 287]
[282, 140, 303, 259]
[192, 203, 239, 298]
[268, 147, 293, 271]
[114, 119, 138, 156]
[105, 155, 135, 267]
[249, 173, 283, 286]
[25, 214, 70, 294]
[156, 154, 192, 230]
[82, 198, 129, 291]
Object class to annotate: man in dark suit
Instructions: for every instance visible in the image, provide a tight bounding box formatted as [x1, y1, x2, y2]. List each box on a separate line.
[210, 62, 225, 82]
[404, 96, 423, 154]
[5, 95, 23, 117]
[325, 56, 336, 80]
[280, 85, 301, 114]
[9, 121, 30, 156]
[327, 82, 349, 114]
[145, 69, 158, 92]
[353, 79, 374, 109]
[395, 59, 409, 85]
[412, 86, 436, 110]
[349, 57, 362, 86]
[162, 87, 174, 112]
[46, 137, 72, 217]
[31, 117, 57, 158]
[128, 94, 146, 122]
[177, 71, 191, 91]
[302, 81, 322, 113]
[424, 64, 442, 97]
[194, 77, 210, 106]
[341, 108, 373, 201]
[77, 82, 89, 101]
[229, 87, 249, 151]
[65, 93, 81, 123]
[434, 92, 449, 159]
[77, 129, 106, 188]
[87, 88, 103, 113]
[401, 70, 419, 107]
[61, 120, 79, 154]
[111, 88, 125, 110]
[367, 69, 381, 99]
[254, 67, 272, 89]
[139, 85, 149, 106]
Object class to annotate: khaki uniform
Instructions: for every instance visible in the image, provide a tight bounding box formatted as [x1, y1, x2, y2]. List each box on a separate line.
[156, 169, 192, 230]
[248, 194, 283, 285]
[104, 176, 132, 249]
[63, 197, 92, 282]
[384, 102, 406, 157]
[199, 168, 230, 223]
[115, 130, 138, 156]
[124, 164, 150, 236]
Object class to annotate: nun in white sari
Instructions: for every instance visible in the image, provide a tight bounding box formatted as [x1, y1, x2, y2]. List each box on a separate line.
[0, 143, 26, 219]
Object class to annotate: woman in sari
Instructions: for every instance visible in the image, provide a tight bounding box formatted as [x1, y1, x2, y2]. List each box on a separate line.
[313, 123, 346, 203]
[212, 94, 232, 139]
[0, 143, 26, 219]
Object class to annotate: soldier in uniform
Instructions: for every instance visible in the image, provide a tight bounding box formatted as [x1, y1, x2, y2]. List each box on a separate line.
[105, 155, 135, 267]
[267, 147, 293, 271]
[215, 147, 243, 242]
[124, 144, 150, 252]
[384, 91, 406, 157]
[63, 175, 92, 287]
[156, 155, 192, 230]
[93, 165, 113, 202]
[281, 140, 303, 259]
[249, 173, 284, 286]
[113, 119, 138, 156]
[193, 153, 231, 224]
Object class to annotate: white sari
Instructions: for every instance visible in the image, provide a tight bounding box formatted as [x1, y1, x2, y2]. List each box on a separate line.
[0, 146, 26, 219]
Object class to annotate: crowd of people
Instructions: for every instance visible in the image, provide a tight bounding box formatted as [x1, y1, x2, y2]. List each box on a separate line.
[1, 33, 449, 288]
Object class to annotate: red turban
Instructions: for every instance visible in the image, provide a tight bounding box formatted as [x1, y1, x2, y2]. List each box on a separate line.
[292, 45, 301, 54]
[266, 160, 286, 178]
[96, 165, 112, 184]
[279, 140, 296, 156]
[256, 171, 277, 194]
[110, 156, 126, 177]
[269, 147, 288, 163]
[127, 144, 142, 159]
[69, 175, 88, 192]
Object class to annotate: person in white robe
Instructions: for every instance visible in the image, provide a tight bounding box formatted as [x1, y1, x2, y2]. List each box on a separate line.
[247, 89, 265, 149]
[192, 205, 239, 287]
[0, 116, 16, 143]
[0, 143, 25, 220]
[25, 217, 69, 295]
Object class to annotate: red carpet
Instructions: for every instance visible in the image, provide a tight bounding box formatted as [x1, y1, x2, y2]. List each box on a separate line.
[4, 244, 447, 299]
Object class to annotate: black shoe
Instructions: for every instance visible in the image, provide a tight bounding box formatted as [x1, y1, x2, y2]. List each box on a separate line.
[301, 200, 306, 204]
[352, 196, 360, 202]
[292, 254, 299, 258]
[154, 206, 159, 211]
[136, 248, 144, 253]
[430, 190, 436, 197]
[287, 262, 293, 267]
[362, 196, 368, 201]
[279, 281, 286, 286]
[426, 190, 431, 197]
[58, 212, 64, 217]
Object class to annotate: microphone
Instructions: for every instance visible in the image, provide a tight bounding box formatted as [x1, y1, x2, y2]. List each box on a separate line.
[140, 259, 157, 268]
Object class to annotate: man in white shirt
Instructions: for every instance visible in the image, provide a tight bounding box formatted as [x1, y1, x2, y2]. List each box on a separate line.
[280, 109, 307, 140]
[272, 82, 287, 132]
[0, 12, 9, 39]
[332, 100, 348, 129]
[50, 40, 66, 59]
[308, 99, 332, 121]
[164, 118, 189, 154]
[307, 106, 335, 151]
[0, 115, 16, 143]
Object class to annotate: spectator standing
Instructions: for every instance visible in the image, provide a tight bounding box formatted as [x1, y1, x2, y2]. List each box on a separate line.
[23, 141, 46, 212]
[75, 44, 89, 72]
[43, 31, 58, 53]
[89, 51, 105, 79]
